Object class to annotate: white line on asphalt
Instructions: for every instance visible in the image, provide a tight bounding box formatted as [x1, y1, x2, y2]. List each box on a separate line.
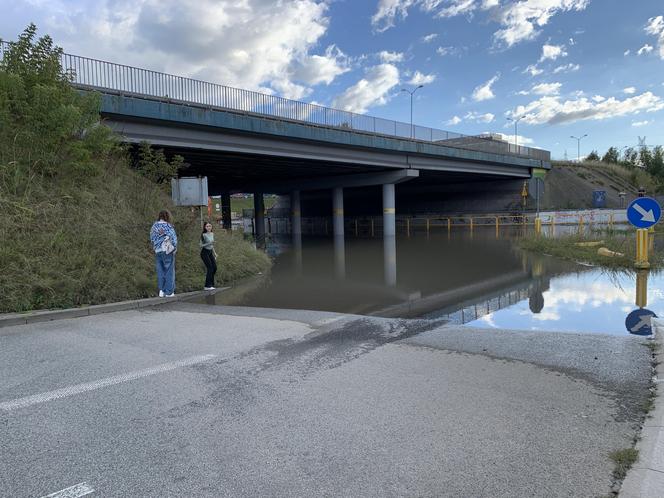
[41, 481, 95, 498]
[0, 354, 216, 412]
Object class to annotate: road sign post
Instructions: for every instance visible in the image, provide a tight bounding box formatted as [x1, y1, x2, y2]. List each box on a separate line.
[627, 197, 661, 269]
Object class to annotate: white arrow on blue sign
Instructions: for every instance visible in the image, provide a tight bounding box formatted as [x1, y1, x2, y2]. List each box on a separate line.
[627, 197, 661, 229]
[625, 308, 657, 336]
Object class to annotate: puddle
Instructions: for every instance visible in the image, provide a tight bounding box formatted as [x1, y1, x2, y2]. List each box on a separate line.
[196, 228, 659, 336]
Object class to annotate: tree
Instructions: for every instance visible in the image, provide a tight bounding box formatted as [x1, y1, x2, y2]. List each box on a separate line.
[621, 147, 638, 168]
[135, 141, 185, 185]
[0, 24, 114, 184]
[649, 146, 664, 178]
[586, 150, 600, 161]
[601, 146, 619, 164]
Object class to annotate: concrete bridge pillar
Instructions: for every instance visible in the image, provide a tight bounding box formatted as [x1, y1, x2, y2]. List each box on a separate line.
[254, 192, 265, 247]
[332, 187, 344, 236]
[221, 192, 232, 230]
[384, 235, 397, 287]
[291, 190, 302, 236]
[291, 190, 302, 274]
[383, 184, 396, 237]
[334, 234, 346, 279]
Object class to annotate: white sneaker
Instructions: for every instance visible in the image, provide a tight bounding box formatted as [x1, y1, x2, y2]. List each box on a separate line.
[159, 290, 164, 297]
[165, 293, 175, 297]
[204, 287, 216, 291]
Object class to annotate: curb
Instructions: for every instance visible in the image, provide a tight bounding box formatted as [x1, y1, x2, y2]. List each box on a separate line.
[0, 288, 229, 329]
[619, 320, 664, 497]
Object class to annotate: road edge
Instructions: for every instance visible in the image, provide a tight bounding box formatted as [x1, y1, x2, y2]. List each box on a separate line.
[618, 319, 664, 497]
[0, 288, 229, 329]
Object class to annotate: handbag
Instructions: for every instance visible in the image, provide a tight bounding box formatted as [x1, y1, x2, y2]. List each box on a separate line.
[161, 236, 175, 255]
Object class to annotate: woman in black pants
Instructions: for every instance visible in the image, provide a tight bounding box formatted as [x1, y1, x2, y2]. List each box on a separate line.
[200, 222, 217, 290]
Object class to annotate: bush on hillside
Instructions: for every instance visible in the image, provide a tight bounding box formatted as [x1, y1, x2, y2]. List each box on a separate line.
[0, 25, 270, 313]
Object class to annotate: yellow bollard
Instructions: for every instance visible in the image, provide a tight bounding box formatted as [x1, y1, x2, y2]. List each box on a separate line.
[495, 216, 499, 230]
[609, 213, 614, 229]
[535, 217, 542, 235]
[636, 270, 648, 308]
[470, 217, 474, 230]
[636, 228, 650, 269]
[578, 215, 584, 232]
[447, 218, 451, 233]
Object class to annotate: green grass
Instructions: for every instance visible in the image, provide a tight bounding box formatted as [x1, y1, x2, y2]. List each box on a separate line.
[518, 231, 659, 270]
[0, 155, 271, 313]
[609, 448, 639, 480]
[230, 195, 278, 213]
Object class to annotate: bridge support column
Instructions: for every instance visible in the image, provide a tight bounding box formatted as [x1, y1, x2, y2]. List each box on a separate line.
[254, 193, 265, 247]
[221, 192, 232, 230]
[291, 191, 303, 274]
[291, 191, 302, 236]
[332, 187, 344, 236]
[383, 184, 396, 237]
[334, 234, 346, 279]
[384, 235, 397, 287]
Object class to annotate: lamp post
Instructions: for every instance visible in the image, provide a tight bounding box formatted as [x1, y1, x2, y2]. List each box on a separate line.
[401, 85, 424, 138]
[507, 115, 526, 150]
[570, 134, 588, 162]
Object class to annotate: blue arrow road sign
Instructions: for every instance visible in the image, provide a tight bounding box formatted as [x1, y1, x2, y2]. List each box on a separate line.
[627, 197, 661, 229]
[625, 308, 657, 336]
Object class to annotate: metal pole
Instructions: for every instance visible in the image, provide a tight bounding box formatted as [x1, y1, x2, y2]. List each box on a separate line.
[410, 92, 413, 139]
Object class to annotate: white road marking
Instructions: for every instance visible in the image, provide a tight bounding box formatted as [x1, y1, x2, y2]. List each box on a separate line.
[0, 354, 216, 412]
[41, 481, 95, 498]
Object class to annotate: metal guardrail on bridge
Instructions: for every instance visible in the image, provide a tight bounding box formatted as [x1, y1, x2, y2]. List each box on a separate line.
[0, 40, 550, 162]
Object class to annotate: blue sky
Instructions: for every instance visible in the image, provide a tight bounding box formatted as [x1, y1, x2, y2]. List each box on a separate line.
[1, 0, 663, 158]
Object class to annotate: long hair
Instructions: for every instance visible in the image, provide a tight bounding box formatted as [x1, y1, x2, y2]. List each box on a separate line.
[201, 221, 212, 242]
[158, 210, 172, 223]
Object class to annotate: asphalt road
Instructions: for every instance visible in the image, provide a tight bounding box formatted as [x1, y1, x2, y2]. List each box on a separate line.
[0, 303, 653, 497]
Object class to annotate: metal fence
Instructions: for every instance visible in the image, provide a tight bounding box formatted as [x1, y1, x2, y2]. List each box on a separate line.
[0, 40, 550, 161]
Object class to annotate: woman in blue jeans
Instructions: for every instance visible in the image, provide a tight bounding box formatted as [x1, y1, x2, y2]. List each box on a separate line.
[150, 210, 178, 297]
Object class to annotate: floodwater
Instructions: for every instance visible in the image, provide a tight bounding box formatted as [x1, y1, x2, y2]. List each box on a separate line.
[199, 227, 661, 336]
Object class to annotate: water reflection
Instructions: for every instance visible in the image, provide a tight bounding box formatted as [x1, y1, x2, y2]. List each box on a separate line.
[199, 227, 663, 336]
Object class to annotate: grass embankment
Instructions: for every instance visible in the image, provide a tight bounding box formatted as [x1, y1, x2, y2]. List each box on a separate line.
[519, 231, 663, 269]
[0, 26, 270, 313]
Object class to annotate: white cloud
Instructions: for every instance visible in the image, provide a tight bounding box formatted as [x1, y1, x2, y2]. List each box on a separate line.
[638, 44, 654, 55]
[494, 0, 590, 47]
[493, 133, 534, 145]
[465, 111, 495, 123]
[421, 33, 438, 43]
[553, 63, 580, 73]
[539, 43, 568, 62]
[294, 45, 350, 86]
[436, 45, 463, 57]
[645, 16, 664, 59]
[26, 0, 345, 99]
[624, 86, 636, 95]
[371, 0, 591, 48]
[624, 49, 631, 56]
[509, 91, 664, 125]
[378, 50, 405, 63]
[632, 120, 651, 127]
[408, 71, 436, 85]
[592, 95, 605, 102]
[531, 82, 562, 95]
[472, 74, 499, 101]
[523, 64, 543, 76]
[446, 115, 463, 125]
[332, 63, 400, 113]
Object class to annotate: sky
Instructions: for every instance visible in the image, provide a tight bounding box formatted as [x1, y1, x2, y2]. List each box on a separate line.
[2, 0, 663, 159]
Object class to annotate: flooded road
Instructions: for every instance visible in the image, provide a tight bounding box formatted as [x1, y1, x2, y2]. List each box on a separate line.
[200, 228, 660, 335]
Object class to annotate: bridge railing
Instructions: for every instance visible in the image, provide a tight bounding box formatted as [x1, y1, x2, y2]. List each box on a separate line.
[0, 40, 550, 162]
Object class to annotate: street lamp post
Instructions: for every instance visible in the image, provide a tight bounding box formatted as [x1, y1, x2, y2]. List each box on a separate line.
[401, 85, 424, 139]
[507, 115, 526, 150]
[570, 134, 588, 162]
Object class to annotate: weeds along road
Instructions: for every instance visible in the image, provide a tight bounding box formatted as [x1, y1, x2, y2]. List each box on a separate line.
[0, 303, 653, 497]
